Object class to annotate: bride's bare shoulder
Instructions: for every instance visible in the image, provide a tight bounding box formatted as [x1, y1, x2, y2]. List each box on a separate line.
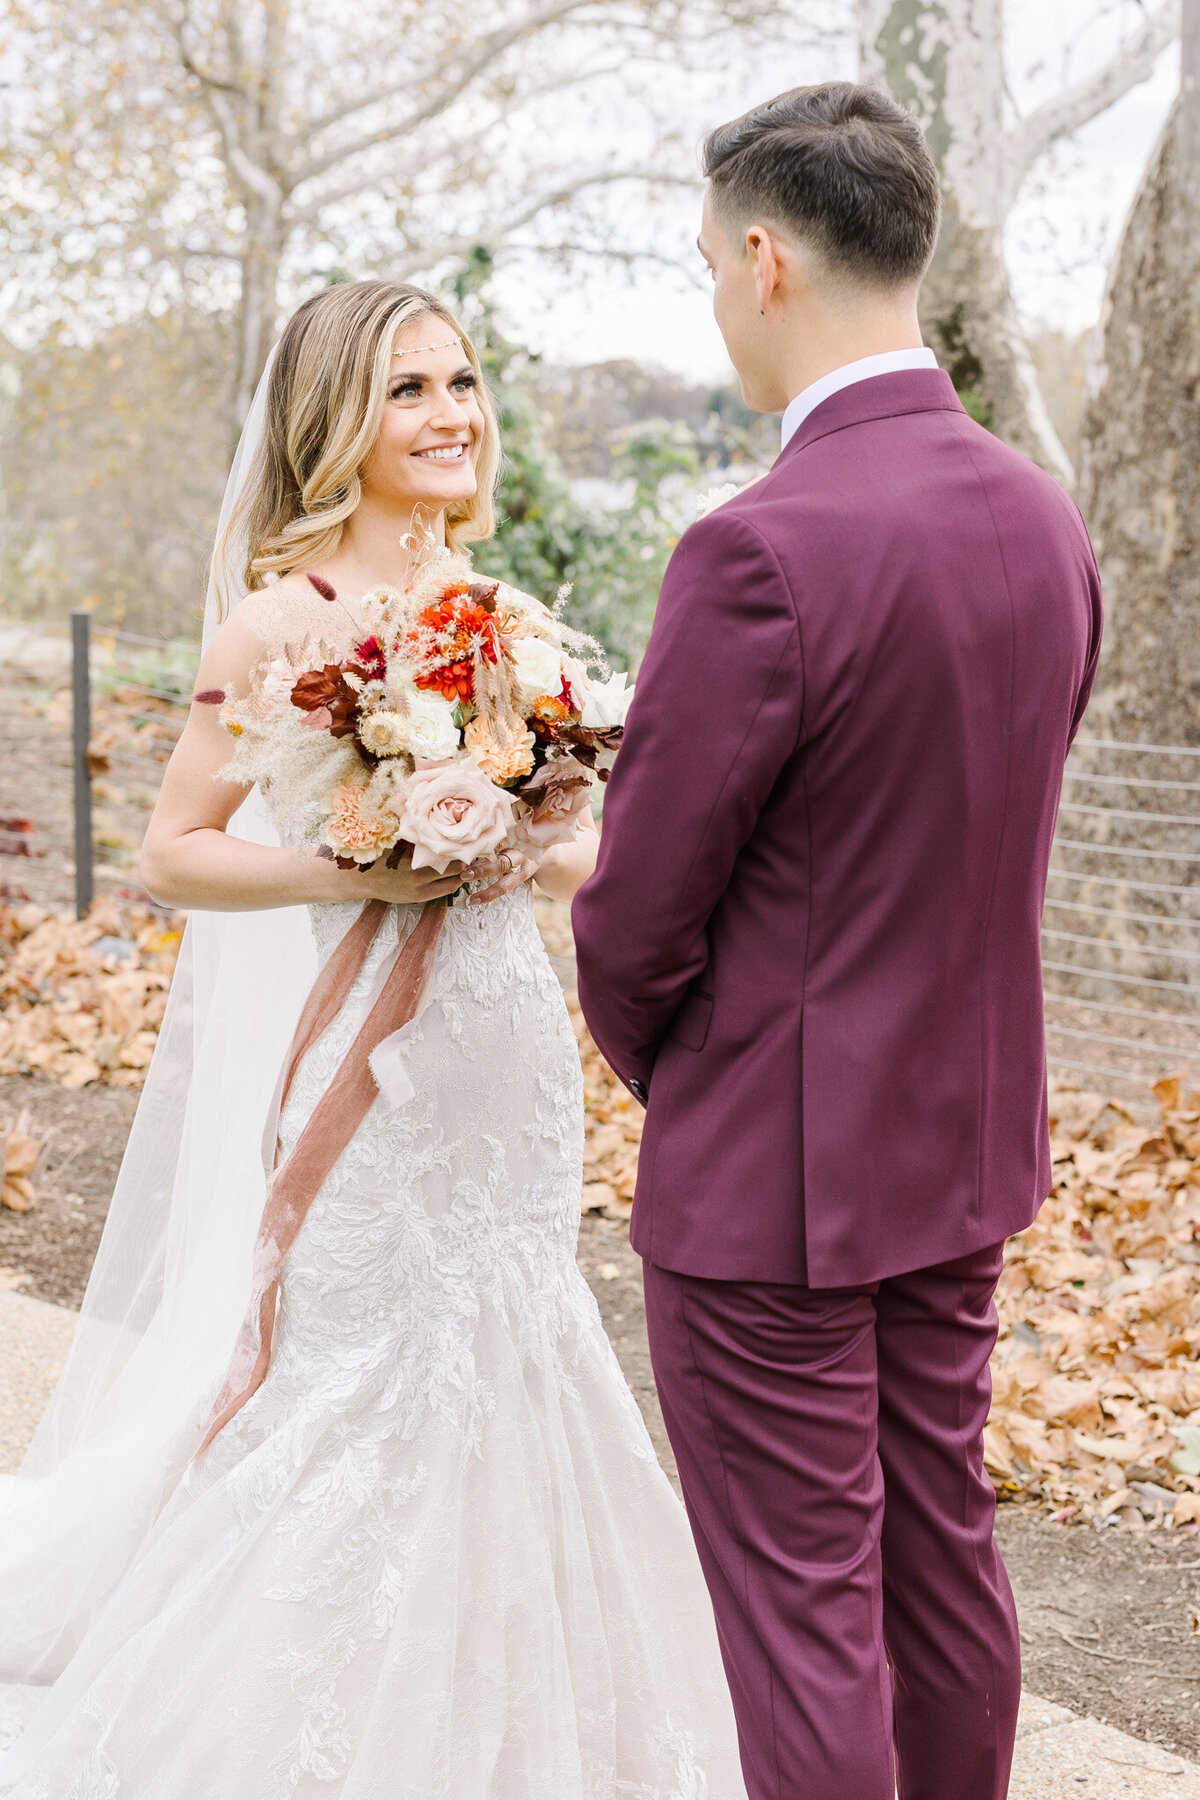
[189, 577, 315, 696]
[224, 574, 346, 654]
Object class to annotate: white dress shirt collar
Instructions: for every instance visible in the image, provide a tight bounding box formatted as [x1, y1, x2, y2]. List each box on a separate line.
[780, 347, 939, 449]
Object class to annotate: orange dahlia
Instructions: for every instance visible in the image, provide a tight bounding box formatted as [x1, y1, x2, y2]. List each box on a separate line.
[408, 592, 501, 704]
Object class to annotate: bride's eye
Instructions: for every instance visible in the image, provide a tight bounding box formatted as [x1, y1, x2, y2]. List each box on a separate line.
[390, 380, 422, 401]
[452, 373, 478, 393]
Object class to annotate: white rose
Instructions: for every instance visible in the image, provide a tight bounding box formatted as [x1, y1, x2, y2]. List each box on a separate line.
[510, 633, 564, 701]
[401, 690, 460, 763]
[561, 653, 591, 713]
[580, 671, 635, 730]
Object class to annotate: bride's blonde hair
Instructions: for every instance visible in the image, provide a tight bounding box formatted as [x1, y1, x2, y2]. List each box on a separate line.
[215, 280, 500, 614]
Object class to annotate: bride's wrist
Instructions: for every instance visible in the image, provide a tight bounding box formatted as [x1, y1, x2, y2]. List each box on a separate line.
[295, 844, 365, 903]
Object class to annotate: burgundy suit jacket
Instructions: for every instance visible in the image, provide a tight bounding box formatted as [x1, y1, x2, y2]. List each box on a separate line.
[572, 369, 1102, 1287]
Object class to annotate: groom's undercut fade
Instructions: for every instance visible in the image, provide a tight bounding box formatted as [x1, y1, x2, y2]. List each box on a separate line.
[703, 82, 940, 286]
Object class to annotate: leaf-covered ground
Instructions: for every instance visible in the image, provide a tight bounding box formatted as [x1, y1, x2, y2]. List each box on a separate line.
[991, 1079, 1200, 1524]
[5, 894, 1200, 1529]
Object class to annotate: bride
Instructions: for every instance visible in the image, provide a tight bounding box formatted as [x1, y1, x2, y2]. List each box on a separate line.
[0, 279, 746, 1798]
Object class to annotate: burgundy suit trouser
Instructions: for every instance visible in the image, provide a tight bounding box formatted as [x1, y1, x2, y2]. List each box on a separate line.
[641, 1242, 1019, 1800]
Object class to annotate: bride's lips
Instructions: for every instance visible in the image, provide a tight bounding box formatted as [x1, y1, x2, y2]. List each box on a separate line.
[411, 441, 472, 464]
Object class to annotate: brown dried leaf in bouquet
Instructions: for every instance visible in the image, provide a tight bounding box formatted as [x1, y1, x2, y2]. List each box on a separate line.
[290, 665, 360, 738]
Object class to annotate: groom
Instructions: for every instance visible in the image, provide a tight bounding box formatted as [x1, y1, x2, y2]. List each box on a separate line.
[572, 82, 1102, 1800]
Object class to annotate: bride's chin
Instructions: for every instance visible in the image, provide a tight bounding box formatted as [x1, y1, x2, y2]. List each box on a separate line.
[409, 473, 478, 505]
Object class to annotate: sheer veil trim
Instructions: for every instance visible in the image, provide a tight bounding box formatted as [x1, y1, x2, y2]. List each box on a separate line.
[0, 345, 321, 1683]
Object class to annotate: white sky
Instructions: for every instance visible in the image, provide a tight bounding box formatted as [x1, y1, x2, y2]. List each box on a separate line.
[493, 0, 1179, 382]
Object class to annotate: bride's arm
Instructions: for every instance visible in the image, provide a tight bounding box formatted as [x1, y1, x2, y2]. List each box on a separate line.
[532, 809, 599, 903]
[139, 612, 469, 913]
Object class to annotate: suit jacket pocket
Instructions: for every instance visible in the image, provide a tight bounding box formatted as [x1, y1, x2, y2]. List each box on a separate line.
[668, 991, 713, 1052]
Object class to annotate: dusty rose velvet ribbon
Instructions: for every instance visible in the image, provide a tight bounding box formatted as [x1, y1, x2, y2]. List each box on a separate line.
[197, 896, 447, 1455]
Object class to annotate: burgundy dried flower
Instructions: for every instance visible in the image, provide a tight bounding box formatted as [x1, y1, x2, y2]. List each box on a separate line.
[306, 572, 338, 602]
[353, 635, 387, 680]
[193, 688, 226, 705]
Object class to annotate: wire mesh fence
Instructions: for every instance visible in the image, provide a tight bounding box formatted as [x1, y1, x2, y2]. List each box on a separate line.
[1044, 736, 1200, 1105]
[68, 614, 199, 916]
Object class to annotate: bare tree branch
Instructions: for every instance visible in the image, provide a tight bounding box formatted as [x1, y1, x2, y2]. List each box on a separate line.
[289, 0, 601, 188]
[1004, 0, 1180, 202]
[172, 0, 251, 99]
[202, 83, 283, 208]
[500, 237, 705, 277]
[378, 168, 701, 279]
[172, 8, 284, 211]
[284, 58, 650, 225]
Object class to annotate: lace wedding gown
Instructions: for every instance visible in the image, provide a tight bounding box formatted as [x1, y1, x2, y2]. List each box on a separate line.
[0, 593, 748, 1799]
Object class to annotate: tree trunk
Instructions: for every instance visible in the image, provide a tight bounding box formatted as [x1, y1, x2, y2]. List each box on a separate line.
[232, 194, 285, 447]
[1078, 0, 1200, 745]
[223, 0, 290, 449]
[861, 0, 1074, 485]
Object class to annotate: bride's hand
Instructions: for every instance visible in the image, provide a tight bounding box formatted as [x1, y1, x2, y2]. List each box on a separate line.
[466, 849, 539, 905]
[355, 848, 474, 907]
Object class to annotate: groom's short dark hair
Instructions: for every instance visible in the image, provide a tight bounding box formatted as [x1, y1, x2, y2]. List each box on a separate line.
[703, 83, 940, 286]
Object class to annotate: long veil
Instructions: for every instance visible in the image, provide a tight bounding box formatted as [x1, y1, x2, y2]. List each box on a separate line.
[0, 348, 318, 1683]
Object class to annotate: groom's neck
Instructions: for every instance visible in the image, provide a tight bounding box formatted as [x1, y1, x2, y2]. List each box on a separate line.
[774, 292, 925, 408]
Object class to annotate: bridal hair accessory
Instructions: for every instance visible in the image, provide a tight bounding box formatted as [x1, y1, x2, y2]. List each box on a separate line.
[391, 339, 463, 357]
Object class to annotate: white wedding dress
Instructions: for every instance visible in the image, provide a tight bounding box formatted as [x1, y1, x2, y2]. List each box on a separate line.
[0, 867, 747, 1797]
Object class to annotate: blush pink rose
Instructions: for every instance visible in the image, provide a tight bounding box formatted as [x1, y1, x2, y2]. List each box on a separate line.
[397, 758, 515, 874]
[511, 756, 593, 854]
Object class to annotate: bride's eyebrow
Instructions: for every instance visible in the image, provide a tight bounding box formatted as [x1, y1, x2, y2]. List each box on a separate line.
[390, 365, 476, 386]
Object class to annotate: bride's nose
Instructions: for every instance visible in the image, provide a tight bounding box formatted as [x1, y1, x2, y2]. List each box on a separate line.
[427, 384, 473, 430]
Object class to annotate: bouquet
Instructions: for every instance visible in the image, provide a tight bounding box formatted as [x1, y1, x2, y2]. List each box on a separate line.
[217, 553, 634, 879]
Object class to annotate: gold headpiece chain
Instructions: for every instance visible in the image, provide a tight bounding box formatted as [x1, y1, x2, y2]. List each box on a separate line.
[391, 340, 463, 358]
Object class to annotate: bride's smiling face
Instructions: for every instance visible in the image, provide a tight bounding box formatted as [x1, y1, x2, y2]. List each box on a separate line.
[359, 314, 485, 514]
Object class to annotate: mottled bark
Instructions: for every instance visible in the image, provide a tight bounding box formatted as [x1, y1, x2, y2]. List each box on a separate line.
[1079, 0, 1200, 745]
[233, 206, 284, 441]
[919, 197, 1072, 482]
[861, 0, 1177, 490]
[862, 0, 1072, 482]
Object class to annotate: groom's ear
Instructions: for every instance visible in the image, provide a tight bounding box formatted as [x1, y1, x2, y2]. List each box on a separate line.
[746, 224, 785, 314]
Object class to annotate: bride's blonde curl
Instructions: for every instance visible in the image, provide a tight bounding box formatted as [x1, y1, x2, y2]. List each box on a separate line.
[214, 280, 501, 615]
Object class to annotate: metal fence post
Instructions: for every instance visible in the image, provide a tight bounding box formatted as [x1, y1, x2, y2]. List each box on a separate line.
[71, 609, 93, 919]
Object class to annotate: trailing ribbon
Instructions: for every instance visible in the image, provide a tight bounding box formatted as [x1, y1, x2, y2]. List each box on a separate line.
[197, 896, 447, 1455]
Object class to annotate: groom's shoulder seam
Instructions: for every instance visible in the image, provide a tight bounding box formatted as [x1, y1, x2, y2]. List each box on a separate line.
[677, 500, 803, 640]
